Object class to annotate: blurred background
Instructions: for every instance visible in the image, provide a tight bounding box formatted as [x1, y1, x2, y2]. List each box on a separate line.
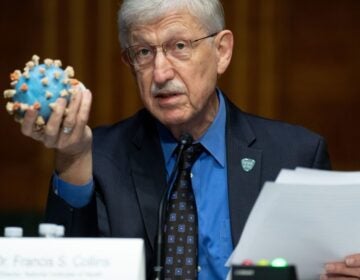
[0, 0, 359, 235]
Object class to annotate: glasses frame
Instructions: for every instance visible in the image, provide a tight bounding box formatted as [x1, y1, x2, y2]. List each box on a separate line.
[123, 32, 219, 67]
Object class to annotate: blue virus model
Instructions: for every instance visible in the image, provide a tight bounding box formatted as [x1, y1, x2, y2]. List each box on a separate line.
[3, 55, 81, 126]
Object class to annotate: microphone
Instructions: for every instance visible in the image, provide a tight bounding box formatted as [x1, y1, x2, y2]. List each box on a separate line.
[153, 133, 193, 280]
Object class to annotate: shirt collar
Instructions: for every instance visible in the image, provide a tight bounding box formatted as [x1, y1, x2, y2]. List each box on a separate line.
[198, 89, 226, 167]
[158, 89, 226, 167]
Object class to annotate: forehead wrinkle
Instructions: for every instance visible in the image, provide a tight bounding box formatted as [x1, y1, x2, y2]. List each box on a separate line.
[129, 12, 204, 45]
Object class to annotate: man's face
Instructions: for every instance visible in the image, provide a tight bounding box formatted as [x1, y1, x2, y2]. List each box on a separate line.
[127, 12, 221, 135]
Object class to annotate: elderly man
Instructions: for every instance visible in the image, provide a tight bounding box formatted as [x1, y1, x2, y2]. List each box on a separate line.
[20, 0, 360, 279]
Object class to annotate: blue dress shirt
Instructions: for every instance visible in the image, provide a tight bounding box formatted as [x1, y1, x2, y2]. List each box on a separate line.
[53, 90, 233, 280]
[158, 90, 232, 280]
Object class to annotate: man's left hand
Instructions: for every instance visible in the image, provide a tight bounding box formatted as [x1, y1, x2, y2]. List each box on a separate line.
[321, 254, 360, 279]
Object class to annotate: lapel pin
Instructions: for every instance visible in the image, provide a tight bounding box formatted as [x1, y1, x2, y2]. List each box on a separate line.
[241, 158, 256, 172]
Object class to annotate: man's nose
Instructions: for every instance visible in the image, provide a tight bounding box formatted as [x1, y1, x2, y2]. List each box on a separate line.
[152, 49, 175, 85]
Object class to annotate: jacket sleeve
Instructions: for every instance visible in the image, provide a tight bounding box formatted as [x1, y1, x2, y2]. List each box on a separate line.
[44, 181, 99, 237]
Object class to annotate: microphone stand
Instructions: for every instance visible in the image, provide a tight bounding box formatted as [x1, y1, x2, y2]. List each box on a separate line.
[153, 134, 193, 280]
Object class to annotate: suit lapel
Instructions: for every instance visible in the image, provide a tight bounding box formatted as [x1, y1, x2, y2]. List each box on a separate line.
[225, 99, 263, 246]
[129, 111, 167, 251]
[128, 100, 263, 250]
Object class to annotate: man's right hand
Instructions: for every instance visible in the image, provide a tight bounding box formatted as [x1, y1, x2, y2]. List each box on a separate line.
[21, 88, 93, 186]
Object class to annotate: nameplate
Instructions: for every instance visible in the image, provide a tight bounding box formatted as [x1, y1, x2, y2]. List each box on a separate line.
[0, 238, 145, 280]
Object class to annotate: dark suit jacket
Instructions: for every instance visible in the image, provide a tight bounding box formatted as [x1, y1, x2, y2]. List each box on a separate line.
[45, 97, 331, 278]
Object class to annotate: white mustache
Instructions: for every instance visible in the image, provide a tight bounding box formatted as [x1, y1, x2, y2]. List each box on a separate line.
[151, 80, 187, 96]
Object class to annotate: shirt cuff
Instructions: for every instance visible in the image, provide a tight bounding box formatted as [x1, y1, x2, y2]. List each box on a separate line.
[52, 172, 94, 208]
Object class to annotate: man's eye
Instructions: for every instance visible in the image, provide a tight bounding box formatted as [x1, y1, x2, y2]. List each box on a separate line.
[136, 48, 152, 57]
[174, 41, 188, 50]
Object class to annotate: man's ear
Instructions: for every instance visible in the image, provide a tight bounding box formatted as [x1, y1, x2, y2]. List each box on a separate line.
[215, 30, 234, 75]
[121, 51, 131, 67]
[121, 51, 138, 76]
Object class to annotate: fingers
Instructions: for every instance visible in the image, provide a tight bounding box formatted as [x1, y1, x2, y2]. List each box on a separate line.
[55, 89, 92, 155]
[20, 87, 92, 151]
[61, 88, 83, 136]
[68, 89, 92, 138]
[324, 263, 356, 276]
[21, 108, 39, 136]
[345, 255, 360, 267]
[45, 87, 91, 147]
[322, 256, 360, 279]
[43, 97, 67, 147]
[21, 107, 46, 141]
[321, 275, 359, 280]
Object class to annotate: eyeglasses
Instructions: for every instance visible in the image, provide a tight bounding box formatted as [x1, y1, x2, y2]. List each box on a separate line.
[123, 32, 218, 67]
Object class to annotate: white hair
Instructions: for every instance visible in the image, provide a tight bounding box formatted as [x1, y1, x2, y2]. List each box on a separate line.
[118, 0, 225, 48]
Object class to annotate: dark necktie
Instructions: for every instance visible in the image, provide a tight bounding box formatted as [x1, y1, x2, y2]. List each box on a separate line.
[163, 143, 203, 280]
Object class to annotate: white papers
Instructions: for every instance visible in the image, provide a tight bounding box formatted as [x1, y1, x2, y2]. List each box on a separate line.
[228, 168, 360, 280]
[277, 167, 360, 185]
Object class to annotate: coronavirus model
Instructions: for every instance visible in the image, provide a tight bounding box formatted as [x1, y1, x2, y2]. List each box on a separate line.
[3, 54, 82, 127]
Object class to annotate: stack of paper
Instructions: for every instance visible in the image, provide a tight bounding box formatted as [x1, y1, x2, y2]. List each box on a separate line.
[227, 168, 360, 280]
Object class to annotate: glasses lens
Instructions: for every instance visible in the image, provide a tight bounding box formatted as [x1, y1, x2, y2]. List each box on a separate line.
[128, 45, 154, 66]
[126, 38, 197, 66]
[166, 39, 192, 60]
